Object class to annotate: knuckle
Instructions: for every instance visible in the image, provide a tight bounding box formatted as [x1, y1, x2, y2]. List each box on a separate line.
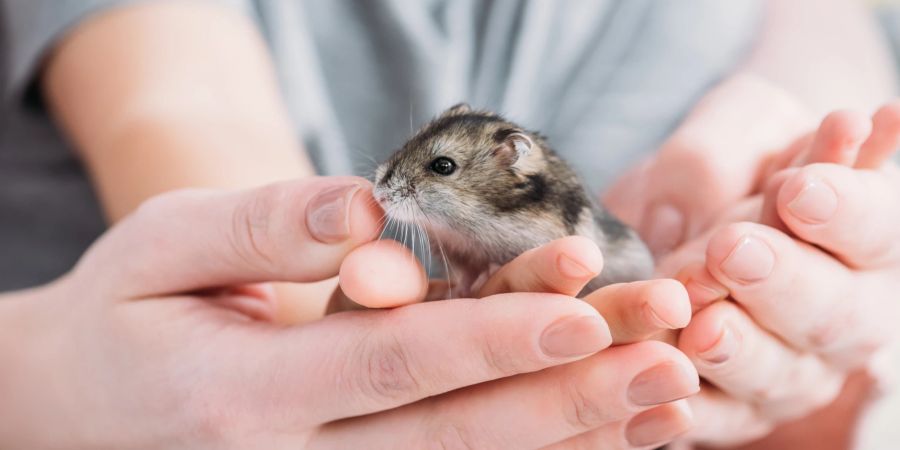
[354, 330, 421, 405]
[133, 188, 209, 221]
[182, 393, 242, 446]
[478, 330, 531, 376]
[229, 186, 281, 271]
[423, 421, 480, 450]
[562, 381, 607, 430]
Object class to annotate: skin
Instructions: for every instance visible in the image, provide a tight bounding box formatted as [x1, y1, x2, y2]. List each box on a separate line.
[600, 1, 900, 446]
[0, 3, 700, 445]
[0, 178, 700, 449]
[606, 0, 896, 257]
[42, 0, 331, 322]
[613, 100, 900, 448]
[7, 0, 897, 448]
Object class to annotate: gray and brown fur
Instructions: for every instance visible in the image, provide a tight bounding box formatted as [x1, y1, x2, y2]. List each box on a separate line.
[374, 104, 653, 295]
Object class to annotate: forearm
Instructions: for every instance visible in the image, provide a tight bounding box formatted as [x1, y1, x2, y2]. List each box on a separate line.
[43, 0, 313, 221]
[740, 0, 897, 115]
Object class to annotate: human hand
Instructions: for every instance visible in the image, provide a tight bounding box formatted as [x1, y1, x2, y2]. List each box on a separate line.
[336, 234, 692, 346]
[603, 73, 816, 256]
[0, 177, 700, 449]
[658, 106, 900, 447]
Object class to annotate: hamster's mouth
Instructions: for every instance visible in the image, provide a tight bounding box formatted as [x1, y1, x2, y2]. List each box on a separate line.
[373, 189, 422, 225]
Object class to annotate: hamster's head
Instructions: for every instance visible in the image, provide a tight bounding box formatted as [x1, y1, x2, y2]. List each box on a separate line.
[373, 103, 547, 231]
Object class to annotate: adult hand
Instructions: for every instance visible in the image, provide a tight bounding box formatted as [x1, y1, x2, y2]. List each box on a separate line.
[0, 177, 699, 449]
[337, 234, 693, 346]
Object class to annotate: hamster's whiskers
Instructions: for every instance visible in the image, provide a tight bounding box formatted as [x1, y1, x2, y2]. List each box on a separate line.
[411, 196, 454, 300]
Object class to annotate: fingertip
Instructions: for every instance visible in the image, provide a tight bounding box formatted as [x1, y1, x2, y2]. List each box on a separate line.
[858, 100, 900, 169]
[348, 183, 385, 243]
[873, 100, 900, 129]
[678, 302, 740, 368]
[554, 236, 604, 280]
[705, 222, 778, 286]
[760, 168, 799, 231]
[705, 223, 751, 271]
[811, 110, 871, 166]
[821, 109, 872, 145]
[642, 279, 692, 330]
[776, 164, 850, 229]
[625, 399, 695, 448]
[677, 302, 725, 355]
[676, 263, 729, 312]
[339, 240, 428, 308]
[641, 202, 687, 258]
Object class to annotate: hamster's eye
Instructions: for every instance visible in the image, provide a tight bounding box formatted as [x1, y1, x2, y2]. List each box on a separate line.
[429, 157, 457, 176]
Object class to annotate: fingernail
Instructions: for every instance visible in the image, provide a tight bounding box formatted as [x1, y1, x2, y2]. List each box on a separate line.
[628, 362, 699, 406]
[557, 254, 596, 279]
[306, 184, 362, 243]
[787, 178, 838, 224]
[540, 315, 611, 358]
[625, 401, 694, 447]
[644, 298, 679, 330]
[697, 322, 740, 365]
[684, 279, 728, 310]
[719, 236, 774, 283]
[642, 204, 685, 257]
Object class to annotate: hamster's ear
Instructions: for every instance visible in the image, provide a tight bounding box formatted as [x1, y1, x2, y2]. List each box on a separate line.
[440, 103, 472, 118]
[492, 131, 534, 168]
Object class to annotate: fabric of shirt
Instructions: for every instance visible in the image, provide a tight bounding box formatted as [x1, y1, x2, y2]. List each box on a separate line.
[0, 0, 759, 290]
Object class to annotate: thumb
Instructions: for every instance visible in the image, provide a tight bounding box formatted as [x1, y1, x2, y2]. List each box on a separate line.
[618, 75, 814, 256]
[77, 176, 383, 299]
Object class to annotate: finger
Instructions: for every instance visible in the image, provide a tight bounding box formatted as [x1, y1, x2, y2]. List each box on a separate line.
[634, 75, 813, 256]
[311, 341, 699, 450]
[204, 283, 278, 321]
[584, 279, 692, 344]
[857, 101, 900, 169]
[673, 262, 728, 313]
[544, 400, 694, 450]
[77, 177, 383, 299]
[797, 110, 870, 167]
[684, 388, 772, 447]
[602, 157, 652, 228]
[213, 292, 612, 427]
[760, 133, 813, 180]
[759, 168, 799, 232]
[678, 301, 843, 421]
[776, 163, 900, 269]
[478, 236, 603, 298]
[703, 222, 887, 366]
[338, 240, 428, 308]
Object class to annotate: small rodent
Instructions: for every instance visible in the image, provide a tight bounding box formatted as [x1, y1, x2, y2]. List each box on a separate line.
[374, 104, 653, 296]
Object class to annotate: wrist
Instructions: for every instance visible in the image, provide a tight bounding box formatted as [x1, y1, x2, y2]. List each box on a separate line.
[0, 280, 72, 448]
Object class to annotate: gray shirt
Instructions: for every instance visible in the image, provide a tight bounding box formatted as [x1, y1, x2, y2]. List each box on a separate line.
[0, 0, 760, 290]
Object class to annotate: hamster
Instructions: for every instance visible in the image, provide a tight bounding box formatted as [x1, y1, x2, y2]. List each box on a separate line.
[373, 103, 653, 296]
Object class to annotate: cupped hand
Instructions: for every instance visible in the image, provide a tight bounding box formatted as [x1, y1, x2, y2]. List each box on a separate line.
[648, 104, 900, 447]
[603, 73, 816, 257]
[334, 230, 698, 448]
[0, 177, 700, 449]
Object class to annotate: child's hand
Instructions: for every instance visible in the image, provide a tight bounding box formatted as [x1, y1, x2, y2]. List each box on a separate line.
[664, 104, 900, 447]
[603, 74, 816, 257]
